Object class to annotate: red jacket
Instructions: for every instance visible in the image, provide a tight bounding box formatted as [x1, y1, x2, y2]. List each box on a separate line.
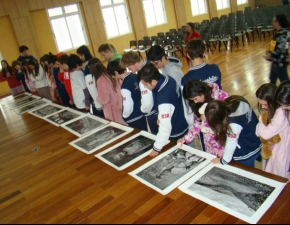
[0, 71, 22, 89]
[58, 70, 72, 98]
[185, 31, 201, 43]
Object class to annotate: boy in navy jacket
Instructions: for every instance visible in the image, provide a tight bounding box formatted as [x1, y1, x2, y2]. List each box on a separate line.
[137, 64, 188, 157]
[107, 61, 147, 131]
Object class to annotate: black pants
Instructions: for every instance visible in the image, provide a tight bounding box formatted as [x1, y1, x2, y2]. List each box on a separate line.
[269, 64, 289, 84]
[146, 113, 159, 135]
[127, 116, 147, 131]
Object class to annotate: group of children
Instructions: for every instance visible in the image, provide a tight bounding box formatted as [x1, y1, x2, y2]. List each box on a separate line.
[0, 28, 289, 180]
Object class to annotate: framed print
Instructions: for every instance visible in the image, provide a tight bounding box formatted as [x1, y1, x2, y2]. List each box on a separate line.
[44, 108, 84, 127]
[13, 99, 51, 115]
[129, 144, 216, 195]
[61, 114, 110, 137]
[178, 164, 286, 224]
[6, 95, 41, 109]
[0, 93, 32, 105]
[28, 103, 66, 120]
[69, 122, 134, 155]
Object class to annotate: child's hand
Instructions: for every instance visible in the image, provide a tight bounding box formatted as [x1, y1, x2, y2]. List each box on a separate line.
[200, 114, 205, 121]
[258, 114, 263, 123]
[265, 53, 271, 60]
[157, 119, 160, 125]
[211, 158, 221, 164]
[85, 106, 90, 111]
[149, 150, 159, 157]
[177, 138, 185, 147]
[69, 99, 74, 105]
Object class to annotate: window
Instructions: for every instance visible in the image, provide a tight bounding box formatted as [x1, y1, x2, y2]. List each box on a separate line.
[190, 0, 208, 16]
[142, 0, 167, 28]
[47, 4, 88, 52]
[216, 0, 230, 10]
[237, 0, 248, 5]
[100, 0, 132, 39]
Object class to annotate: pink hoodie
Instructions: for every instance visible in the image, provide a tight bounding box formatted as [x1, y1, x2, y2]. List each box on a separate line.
[97, 74, 126, 125]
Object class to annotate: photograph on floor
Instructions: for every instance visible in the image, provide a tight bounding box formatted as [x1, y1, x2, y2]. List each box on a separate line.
[28, 104, 66, 120]
[70, 122, 134, 155]
[44, 108, 84, 127]
[6, 95, 41, 109]
[178, 164, 287, 224]
[96, 131, 164, 171]
[129, 145, 215, 195]
[61, 114, 110, 137]
[13, 99, 51, 115]
[0, 93, 32, 105]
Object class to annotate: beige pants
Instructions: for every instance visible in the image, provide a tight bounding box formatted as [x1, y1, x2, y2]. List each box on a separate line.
[37, 86, 52, 101]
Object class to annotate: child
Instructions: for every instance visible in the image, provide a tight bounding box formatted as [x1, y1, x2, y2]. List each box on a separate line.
[88, 58, 125, 125]
[185, 22, 201, 66]
[98, 44, 122, 65]
[107, 61, 147, 130]
[17, 45, 38, 62]
[178, 79, 229, 156]
[22, 60, 38, 95]
[181, 39, 222, 89]
[58, 54, 74, 106]
[256, 83, 290, 178]
[12, 61, 30, 93]
[0, 60, 24, 95]
[67, 54, 90, 111]
[205, 96, 261, 167]
[147, 45, 183, 86]
[77, 45, 103, 117]
[28, 60, 52, 100]
[137, 64, 188, 157]
[121, 51, 158, 135]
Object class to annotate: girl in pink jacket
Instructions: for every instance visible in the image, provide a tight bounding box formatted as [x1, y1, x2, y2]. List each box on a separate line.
[88, 58, 125, 125]
[178, 80, 229, 156]
[257, 82, 290, 179]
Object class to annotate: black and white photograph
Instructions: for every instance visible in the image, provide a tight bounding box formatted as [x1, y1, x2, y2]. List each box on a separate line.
[70, 122, 134, 155]
[96, 131, 160, 171]
[129, 145, 215, 195]
[0, 93, 32, 105]
[28, 104, 66, 120]
[61, 114, 110, 137]
[6, 95, 41, 109]
[13, 99, 51, 115]
[44, 108, 84, 127]
[178, 164, 286, 224]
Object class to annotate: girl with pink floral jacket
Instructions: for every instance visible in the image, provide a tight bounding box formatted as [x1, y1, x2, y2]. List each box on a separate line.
[178, 79, 229, 156]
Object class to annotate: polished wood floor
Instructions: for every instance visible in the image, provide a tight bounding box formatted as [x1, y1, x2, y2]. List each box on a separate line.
[0, 36, 290, 224]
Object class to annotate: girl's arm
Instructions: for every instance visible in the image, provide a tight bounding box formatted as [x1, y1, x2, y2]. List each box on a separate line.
[0, 72, 7, 82]
[183, 119, 202, 144]
[256, 108, 287, 140]
[219, 123, 242, 165]
[96, 78, 110, 105]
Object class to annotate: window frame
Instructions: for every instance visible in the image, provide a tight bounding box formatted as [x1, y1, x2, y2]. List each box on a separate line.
[142, 0, 168, 28]
[100, 0, 132, 39]
[216, 0, 230, 10]
[237, 0, 248, 5]
[46, 3, 89, 52]
[190, 0, 208, 16]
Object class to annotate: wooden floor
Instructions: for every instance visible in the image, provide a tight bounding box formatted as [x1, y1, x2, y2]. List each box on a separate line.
[0, 36, 290, 224]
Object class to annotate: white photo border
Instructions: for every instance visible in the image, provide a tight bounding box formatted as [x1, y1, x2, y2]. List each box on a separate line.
[28, 103, 67, 120]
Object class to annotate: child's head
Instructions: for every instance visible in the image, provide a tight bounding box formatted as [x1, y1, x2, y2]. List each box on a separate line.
[22, 60, 28, 70]
[147, 45, 167, 70]
[58, 54, 69, 70]
[272, 14, 289, 30]
[275, 80, 290, 111]
[88, 58, 107, 80]
[67, 54, 83, 71]
[256, 83, 278, 120]
[19, 45, 29, 56]
[137, 64, 161, 91]
[186, 22, 196, 33]
[27, 60, 37, 70]
[12, 61, 22, 71]
[98, 44, 117, 61]
[107, 61, 127, 80]
[48, 55, 59, 68]
[186, 39, 205, 60]
[121, 51, 142, 73]
[76, 45, 93, 62]
[1, 60, 8, 69]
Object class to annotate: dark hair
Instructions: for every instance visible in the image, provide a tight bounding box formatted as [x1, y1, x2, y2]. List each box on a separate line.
[67, 54, 83, 71]
[107, 61, 126, 76]
[275, 80, 290, 122]
[275, 14, 290, 29]
[27, 60, 40, 76]
[256, 83, 278, 121]
[1, 60, 13, 78]
[147, 45, 167, 61]
[48, 55, 57, 65]
[21, 60, 29, 79]
[186, 22, 196, 33]
[98, 44, 116, 53]
[205, 95, 250, 146]
[186, 39, 205, 59]
[88, 58, 118, 92]
[120, 51, 142, 67]
[137, 64, 161, 84]
[19, 45, 28, 53]
[58, 54, 69, 65]
[76, 45, 93, 61]
[183, 79, 213, 118]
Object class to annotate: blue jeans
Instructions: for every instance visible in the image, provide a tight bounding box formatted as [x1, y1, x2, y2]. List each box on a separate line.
[269, 64, 289, 84]
[146, 113, 159, 135]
